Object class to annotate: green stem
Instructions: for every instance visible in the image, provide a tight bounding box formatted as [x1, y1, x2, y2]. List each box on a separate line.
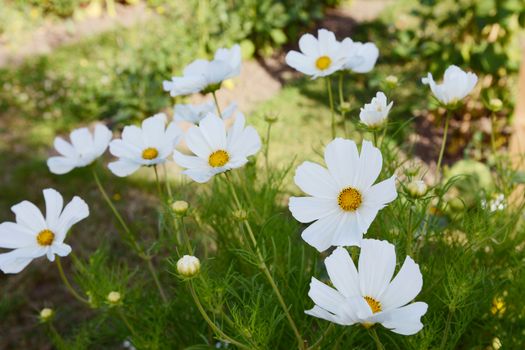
[91, 168, 141, 252]
[225, 174, 305, 350]
[436, 110, 452, 181]
[117, 308, 137, 337]
[440, 309, 453, 349]
[212, 91, 222, 117]
[326, 77, 336, 139]
[145, 257, 169, 304]
[178, 216, 193, 254]
[308, 324, 334, 350]
[189, 281, 251, 350]
[373, 130, 378, 146]
[47, 323, 67, 349]
[338, 73, 348, 138]
[264, 122, 273, 175]
[55, 258, 89, 304]
[368, 328, 385, 350]
[153, 165, 163, 199]
[162, 163, 173, 200]
[406, 209, 414, 256]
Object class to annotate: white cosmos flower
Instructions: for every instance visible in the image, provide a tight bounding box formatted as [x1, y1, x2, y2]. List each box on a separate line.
[421, 65, 478, 106]
[306, 240, 428, 335]
[163, 45, 241, 97]
[285, 29, 346, 79]
[174, 112, 261, 183]
[174, 100, 237, 124]
[47, 124, 112, 174]
[289, 138, 397, 252]
[359, 92, 393, 128]
[340, 38, 379, 73]
[0, 188, 89, 274]
[108, 113, 183, 177]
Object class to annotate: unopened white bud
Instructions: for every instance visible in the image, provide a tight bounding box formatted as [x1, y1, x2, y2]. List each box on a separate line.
[171, 200, 189, 216]
[40, 308, 54, 322]
[488, 98, 503, 112]
[107, 291, 122, 305]
[385, 75, 398, 88]
[177, 255, 200, 277]
[407, 180, 428, 198]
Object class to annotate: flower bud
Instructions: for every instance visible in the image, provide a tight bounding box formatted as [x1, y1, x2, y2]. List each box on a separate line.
[385, 75, 398, 88]
[488, 98, 503, 112]
[106, 291, 122, 306]
[171, 200, 189, 216]
[264, 114, 278, 124]
[232, 209, 248, 221]
[177, 255, 200, 277]
[407, 180, 428, 198]
[39, 308, 54, 323]
[339, 101, 351, 113]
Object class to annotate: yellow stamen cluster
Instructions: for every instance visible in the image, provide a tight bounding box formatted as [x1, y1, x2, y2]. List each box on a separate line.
[142, 147, 159, 160]
[364, 296, 382, 314]
[37, 229, 55, 246]
[315, 56, 332, 70]
[338, 187, 362, 211]
[208, 150, 230, 168]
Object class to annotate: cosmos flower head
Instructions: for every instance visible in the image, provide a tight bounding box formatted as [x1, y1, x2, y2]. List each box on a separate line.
[422, 65, 477, 106]
[108, 113, 183, 177]
[289, 138, 397, 251]
[306, 240, 428, 335]
[163, 45, 241, 97]
[174, 112, 261, 183]
[0, 188, 89, 274]
[47, 124, 112, 175]
[285, 29, 347, 79]
[359, 91, 393, 128]
[340, 37, 379, 73]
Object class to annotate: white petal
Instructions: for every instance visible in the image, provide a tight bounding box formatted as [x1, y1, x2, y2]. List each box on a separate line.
[70, 127, 94, 155]
[285, 51, 317, 76]
[186, 126, 213, 159]
[174, 151, 209, 170]
[56, 196, 89, 241]
[380, 256, 423, 310]
[0, 222, 35, 248]
[47, 156, 77, 175]
[294, 161, 339, 199]
[121, 125, 144, 147]
[43, 188, 64, 230]
[298, 33, 319, 56]
[52, 243, 72, 257]
[358, 239, 396, 299]
[199, 114, 227, 150]
[301, 212, 343, 252]
[355, 204, 379, 234]
[305, 305, 346, 325]
[228, 126, 261, 159]
[54, 137, 77, 158]
[182, 168, 215, 183]
[0, 246, 46, 274]
[11, 201, 46, 233]
[93, 124, 112, 156]
[324, 138, 360, 188]
[109, 139, 140, 159]
[142, 114, 167, 144]
[108, 159, 141, 177]
[352, 43, 379, 73]
[356, 140, 382, 189]
[364, 175, 397, 206]
[330, 212, 363, 247]
[288, 196, 339, 223]
[371, 302, 428, 335]
[183, 59, 210, 76]
[325, 247, 361, 297]
[308, 277, 346, 315]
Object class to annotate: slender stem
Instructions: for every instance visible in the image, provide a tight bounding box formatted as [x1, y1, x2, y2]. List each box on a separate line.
[212, 91, 222, 117]
[117, 308, 137, 337]
[406, 209, 414, 256]
[379, 123, 388, 148]
[55, 258, 89, 304]
[145, 258, 169, 304]
[47, 323, 67, 349]
[326, 77, 336, 139]
[224, 174, 305, 349]
[162, 163, 173, 200]
[308, 324, 334, 350]
[436, 110, 452, 181]
[373, 130, 378, 146]
[338, 73, 348, 138]
[189, 281, 251, 350]
[264, 122, 273, 175]
[153, 165, 163, 199]
[368, 328, 385, 350]
[91, 168, 141, 252]
[178, 216, 193, 254]
[440, 309, 453, 349]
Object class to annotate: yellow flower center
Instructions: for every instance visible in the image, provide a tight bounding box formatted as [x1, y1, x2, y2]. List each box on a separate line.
[338, 187, 362, 211]
[208, 150, 230, 167]
[37, 229, 55, 246]
[364, 296, 382, 314]
[142, 147, 159, 160]
[315, 56, 332, 70]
